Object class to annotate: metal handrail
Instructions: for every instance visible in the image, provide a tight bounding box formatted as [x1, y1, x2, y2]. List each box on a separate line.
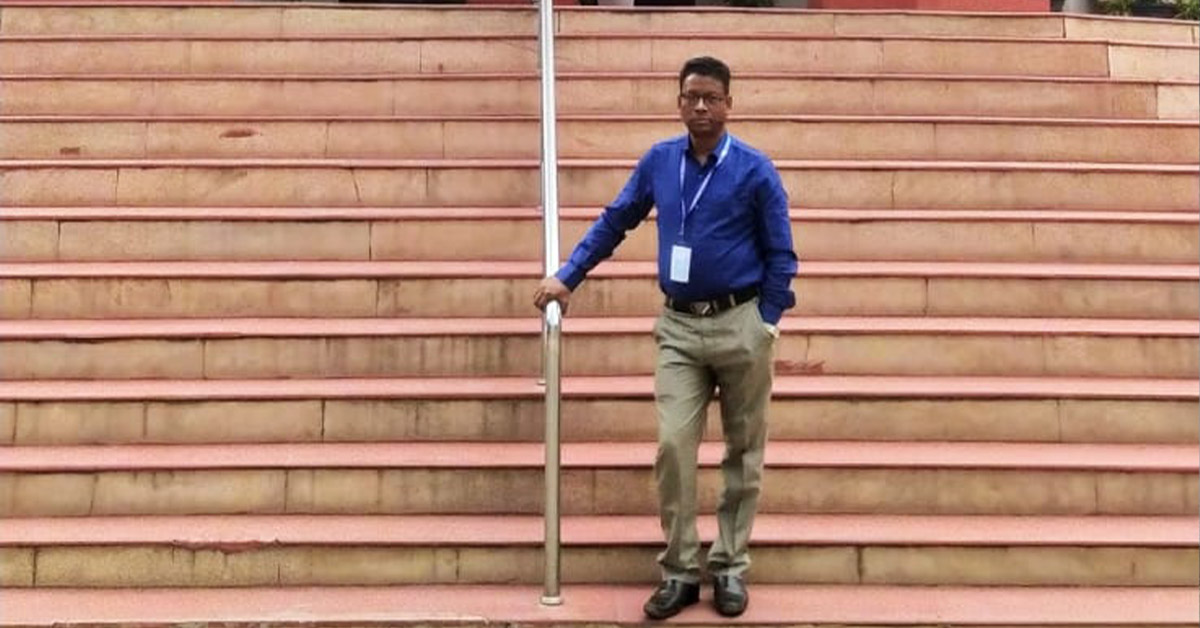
[541, 300, 563, 605]
[537, 0, 564, 608]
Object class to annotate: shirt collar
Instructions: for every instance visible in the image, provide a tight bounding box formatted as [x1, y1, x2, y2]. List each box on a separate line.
[685, 132, 730, 167]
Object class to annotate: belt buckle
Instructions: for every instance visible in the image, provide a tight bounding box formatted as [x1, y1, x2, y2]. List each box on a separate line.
[691, 301, 714, 316]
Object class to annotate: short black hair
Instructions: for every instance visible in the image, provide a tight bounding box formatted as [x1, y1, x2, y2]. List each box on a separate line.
[679, 56, 731, 94]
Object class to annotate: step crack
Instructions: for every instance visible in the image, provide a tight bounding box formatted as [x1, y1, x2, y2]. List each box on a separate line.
[351, 169, 363, 205]
[9, 403, 19, 445]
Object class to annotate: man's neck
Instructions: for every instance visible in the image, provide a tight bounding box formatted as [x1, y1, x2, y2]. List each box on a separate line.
[689, 131, 723, 162]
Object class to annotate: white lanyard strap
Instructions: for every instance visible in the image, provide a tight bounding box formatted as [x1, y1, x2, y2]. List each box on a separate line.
[678, 135, 732, 235]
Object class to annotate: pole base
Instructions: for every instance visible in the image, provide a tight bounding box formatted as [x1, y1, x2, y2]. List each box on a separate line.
[540, 595, 564, 606]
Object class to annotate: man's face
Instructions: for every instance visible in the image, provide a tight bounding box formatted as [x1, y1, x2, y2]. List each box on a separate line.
[678, 73, 731, 137]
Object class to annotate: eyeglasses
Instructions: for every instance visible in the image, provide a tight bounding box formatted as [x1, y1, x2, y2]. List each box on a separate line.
[679, 92, 727, 107]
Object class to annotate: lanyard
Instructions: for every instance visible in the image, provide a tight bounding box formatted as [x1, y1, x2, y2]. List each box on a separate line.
[678, 135, 732, 235]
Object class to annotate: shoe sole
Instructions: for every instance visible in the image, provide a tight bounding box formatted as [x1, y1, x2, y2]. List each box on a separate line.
[715, 596, 748, 617]
[643, 597, 699, 620]
[716, 605, 747, 618]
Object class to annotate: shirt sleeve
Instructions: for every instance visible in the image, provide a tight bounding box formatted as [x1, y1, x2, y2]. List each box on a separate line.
[752, 159, 798, 325]
[555, 149, 657, 290]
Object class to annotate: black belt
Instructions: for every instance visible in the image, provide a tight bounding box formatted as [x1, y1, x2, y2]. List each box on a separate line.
[665, 286, 758, 317]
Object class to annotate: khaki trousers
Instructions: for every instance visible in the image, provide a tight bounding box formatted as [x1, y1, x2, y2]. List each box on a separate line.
[652, 299, 774, 582]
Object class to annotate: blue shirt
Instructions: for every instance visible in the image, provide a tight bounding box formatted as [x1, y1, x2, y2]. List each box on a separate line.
[556, 133, 798, 324]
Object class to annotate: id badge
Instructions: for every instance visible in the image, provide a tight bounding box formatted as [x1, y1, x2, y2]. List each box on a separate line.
[670, 245, 692, 284]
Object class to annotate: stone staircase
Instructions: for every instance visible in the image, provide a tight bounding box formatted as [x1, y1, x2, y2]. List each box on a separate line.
[1, 3, 1198, 626]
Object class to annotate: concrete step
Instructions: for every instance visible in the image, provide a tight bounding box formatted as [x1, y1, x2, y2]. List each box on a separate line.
[1, 317, 1194, 380]
[3, 73, 1195, 119]
[3, 376, 1195, 447]
[4, 585, 1198, 627]
[2, 4, 1196, 44]
[4, 34, 1196, 81]
[0, 5, 538, 38]
[3, 514, 1197, 587]
[3, 260, 1195, 319]
[5, 207, 1195, 264]
[1, 440, 1196, 517]
[5, 115, 1197, 164]
[555, 10, 1200, 45]
[2, 158, 1197, 210]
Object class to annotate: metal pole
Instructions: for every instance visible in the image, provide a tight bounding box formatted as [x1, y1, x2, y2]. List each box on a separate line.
[541, 301, 563, 606]
[537, 0, 564, 608]
[539, 315, 549, 387]
[539, 1, 561, 274]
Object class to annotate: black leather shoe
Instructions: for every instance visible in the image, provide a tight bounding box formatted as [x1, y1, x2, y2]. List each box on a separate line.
[713, 574, 749, 617]
[643, 579, 700, 620]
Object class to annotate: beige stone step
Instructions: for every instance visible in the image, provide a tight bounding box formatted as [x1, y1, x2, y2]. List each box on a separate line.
[8, 35, 1194, 81]
[4, 376, 1195, 447]
[5, 116, 1197, 164]
[3, 260, 1195, 319]
[559, 10, 1200, 44]
[1109, 42, 1200, 81]
[1, 440, 1195, 517]
[3, 4, 1196, 44]
[434, 209, 1200, 265]
[4, 514, 1197, 588]
[4, 74, 1194, 119]
[7, 207, 1194, 264]
[2, 159, 1196, 210]
[0, 36, 519, 76]
[1, 317, 1194, 380]
[0, 5, 539, 38]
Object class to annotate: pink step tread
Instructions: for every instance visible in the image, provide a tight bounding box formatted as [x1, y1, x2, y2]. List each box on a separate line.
[2, 206, 1196, 223]
[3, 32, 1195, 48]
[5, 514, 1197, 547]
[1, 375, 1194, 401]
[4, 157, 1197, 173]
[3, 440, 1195, 472]
[3, 71, 1196, 85]
[1, 316, 1195, 338]
[3, 260, 1196, 280]
[4, 113, 1198, 126]
[3, 585, 1197, 626]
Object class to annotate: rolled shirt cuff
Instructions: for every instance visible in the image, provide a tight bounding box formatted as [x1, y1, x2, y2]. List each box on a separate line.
[555, 263, 586, 291]
[758, 301, 784, 326]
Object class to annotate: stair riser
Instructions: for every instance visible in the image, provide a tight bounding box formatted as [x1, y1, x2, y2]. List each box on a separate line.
[4, 7, 1197, 43]
[6, 276, 1193, 320]
[4, 78, 1192, 119]
[3, 544, 1195, 588]
[1110, 44, 1200, 82]
[397, 219, 1200, 265]
[2, 166, 1197, 210]
[7, 120, 1198, 164]
[7, 399, 1196, 447]
[8, 219, 1195, 264]
[3, 334, 1194, 379]
[2, 468, 1195, 517]
[5, 39, 1161, 80]
[13, 39, 1198, 83]
[0, 7, 537, 38]
[561, 12, 1200, 43]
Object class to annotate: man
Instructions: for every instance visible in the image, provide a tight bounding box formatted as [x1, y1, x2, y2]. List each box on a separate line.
[533, 56, 797, 619]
